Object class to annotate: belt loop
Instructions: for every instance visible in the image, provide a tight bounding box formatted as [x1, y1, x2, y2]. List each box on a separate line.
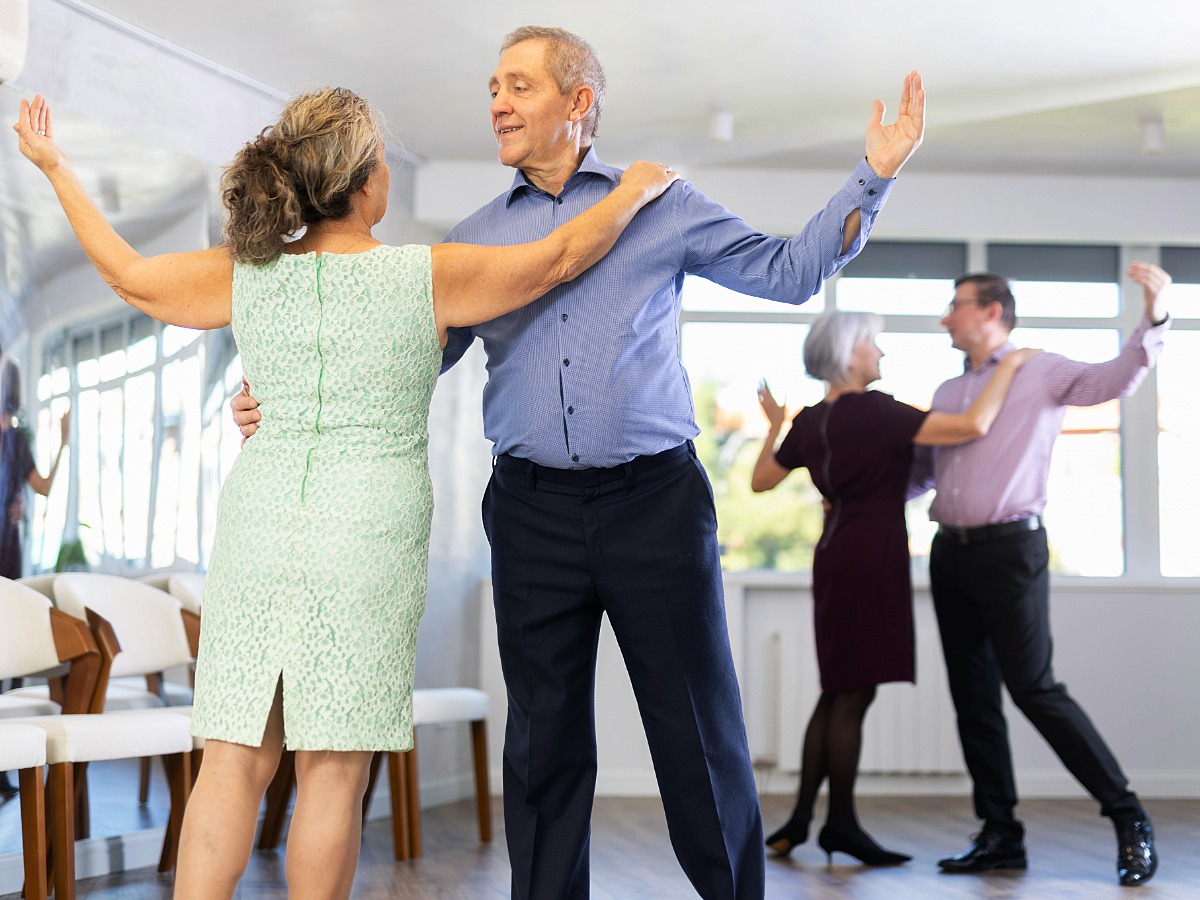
[686, 439, 697, 458]
[623, 461, 635, 491]
[526, 460, 537, 492]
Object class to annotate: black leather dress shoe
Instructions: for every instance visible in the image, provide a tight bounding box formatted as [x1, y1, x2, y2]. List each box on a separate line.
[1116, 818, 1157, 886]
[938, 831, 1027, 872]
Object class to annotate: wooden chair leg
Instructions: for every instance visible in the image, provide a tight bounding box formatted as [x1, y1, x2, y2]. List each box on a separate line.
[47, 762, 75, 900]
[387, 751, 410, 862]
[72, 762, 89, 840]
[361, 751, 383, 828]
[158, 752, 192, 872]
[258, 749, 296, 850]
[19, 766, 48, 900]
[405, 730, 421, 859]
[470, 719, 493, 843]
[138, 757, 152, 804]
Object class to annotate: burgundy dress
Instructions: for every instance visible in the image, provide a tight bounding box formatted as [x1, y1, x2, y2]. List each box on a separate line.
[774, 390, 928, 693]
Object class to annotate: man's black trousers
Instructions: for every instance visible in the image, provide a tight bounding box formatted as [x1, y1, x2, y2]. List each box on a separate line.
[929, 526, 1141, 839]
[483, 444, 764, 900]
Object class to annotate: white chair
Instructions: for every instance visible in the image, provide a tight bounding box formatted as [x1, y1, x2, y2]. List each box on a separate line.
[0, 723, 49, 900]
[260, 686, 492, 861]
[167, 572, 205, 615]
[5, 712, 194, 900]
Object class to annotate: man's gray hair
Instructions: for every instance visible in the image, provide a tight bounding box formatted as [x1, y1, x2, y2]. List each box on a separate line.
[501, 26, 606, 139]
[803, 311, 883, 385]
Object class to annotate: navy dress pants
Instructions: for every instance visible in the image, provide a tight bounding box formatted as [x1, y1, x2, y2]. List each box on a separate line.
[482, 444, 764, 900]
[930, 527, 1141, 840]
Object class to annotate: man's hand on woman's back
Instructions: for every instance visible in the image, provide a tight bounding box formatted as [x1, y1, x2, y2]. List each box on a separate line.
[231, 378, 261, 445]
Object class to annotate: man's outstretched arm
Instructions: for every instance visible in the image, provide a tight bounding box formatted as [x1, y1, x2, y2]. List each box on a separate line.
[680, 72, 925, 302]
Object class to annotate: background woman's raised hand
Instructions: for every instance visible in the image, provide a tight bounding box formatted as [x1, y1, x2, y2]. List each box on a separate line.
[13, 95, 71, 175]
[618, 160, 679, 203]
[758, 380, 789, 430]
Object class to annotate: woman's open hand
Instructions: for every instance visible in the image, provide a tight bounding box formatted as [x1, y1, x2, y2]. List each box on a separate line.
[1003, 348, 1042, 370]
[618, 161, 678, 204]
[758, 381, 789, 430]
[13, 95, 71, 175]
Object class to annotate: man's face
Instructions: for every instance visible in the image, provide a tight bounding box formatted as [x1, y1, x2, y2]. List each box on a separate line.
[489, 39, 577, 171]
[941, 282, 1000, 353]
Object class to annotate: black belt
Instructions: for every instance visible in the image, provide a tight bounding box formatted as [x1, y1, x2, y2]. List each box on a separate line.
[937, 515, 1042, 546]
[495, 442, 693, 489]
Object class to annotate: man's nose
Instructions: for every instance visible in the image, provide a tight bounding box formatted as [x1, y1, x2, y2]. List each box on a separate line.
[490, 92, 511, 117]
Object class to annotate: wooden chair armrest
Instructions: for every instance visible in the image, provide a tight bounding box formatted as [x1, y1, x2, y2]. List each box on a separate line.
[49, 607, 101, 715]
[84, 609, 122, 714]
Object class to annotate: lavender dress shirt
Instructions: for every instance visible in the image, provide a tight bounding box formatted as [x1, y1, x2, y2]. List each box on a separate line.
[909, 317, 1169, 528]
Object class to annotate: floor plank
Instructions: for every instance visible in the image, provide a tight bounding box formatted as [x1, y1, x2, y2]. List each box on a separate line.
[3, 793, 1197, 899]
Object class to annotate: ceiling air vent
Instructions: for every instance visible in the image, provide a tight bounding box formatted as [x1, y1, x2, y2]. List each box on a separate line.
[0, 0, 27, 84]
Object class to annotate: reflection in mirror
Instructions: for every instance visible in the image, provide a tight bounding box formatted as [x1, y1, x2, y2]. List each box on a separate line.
[0, 85, 241, 576]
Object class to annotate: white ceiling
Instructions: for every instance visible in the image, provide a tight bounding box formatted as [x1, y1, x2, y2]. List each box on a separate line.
[55, 0, 1200, 176]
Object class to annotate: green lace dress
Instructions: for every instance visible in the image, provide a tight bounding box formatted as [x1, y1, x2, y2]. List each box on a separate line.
[190, 244, 440, 752]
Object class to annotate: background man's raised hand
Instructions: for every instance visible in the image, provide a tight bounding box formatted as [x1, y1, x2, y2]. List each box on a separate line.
[865, 71, 925, 180]
[1128, 261, 1171, 323]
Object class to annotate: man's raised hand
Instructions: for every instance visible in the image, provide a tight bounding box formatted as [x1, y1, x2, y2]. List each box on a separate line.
[865, 71, 925, 180]
[1128, 261, 1171, 323]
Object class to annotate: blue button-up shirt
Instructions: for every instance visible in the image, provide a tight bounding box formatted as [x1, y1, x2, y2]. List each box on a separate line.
[441, 147, 895, 468]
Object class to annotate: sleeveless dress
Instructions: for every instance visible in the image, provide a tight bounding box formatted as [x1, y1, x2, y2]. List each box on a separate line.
[190, 244, 440, 752]
[774, 391, 928, 694]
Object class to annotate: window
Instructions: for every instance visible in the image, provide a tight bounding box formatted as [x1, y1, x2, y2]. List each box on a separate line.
[29, 312, 244, 575]
[681, 241, 1160, 578]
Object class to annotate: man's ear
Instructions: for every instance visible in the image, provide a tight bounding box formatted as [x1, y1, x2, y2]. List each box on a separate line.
[982, 300, 1004, 325]
[568, 85, 595, 125]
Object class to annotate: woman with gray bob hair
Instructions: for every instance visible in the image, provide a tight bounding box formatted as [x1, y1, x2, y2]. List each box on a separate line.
[750, 309, 1039, 865]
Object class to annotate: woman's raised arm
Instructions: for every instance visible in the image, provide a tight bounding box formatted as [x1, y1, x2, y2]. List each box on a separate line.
[429, 161, 677, 345]
[14, 96, 233, 329]
[913, 348, 1041, 446]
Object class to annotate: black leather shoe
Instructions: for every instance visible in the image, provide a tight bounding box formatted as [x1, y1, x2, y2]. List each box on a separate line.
[1116, 818, 1157, 886]
[938, 831, 1027, 872]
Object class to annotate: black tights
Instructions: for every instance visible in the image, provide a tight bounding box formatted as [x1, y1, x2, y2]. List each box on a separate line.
[782, 686, 877, 833]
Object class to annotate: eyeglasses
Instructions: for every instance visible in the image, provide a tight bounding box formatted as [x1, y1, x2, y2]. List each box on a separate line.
[943, 298, 979, 315]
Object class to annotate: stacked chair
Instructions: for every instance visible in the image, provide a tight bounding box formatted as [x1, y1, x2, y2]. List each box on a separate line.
[0, 575, 194, 900]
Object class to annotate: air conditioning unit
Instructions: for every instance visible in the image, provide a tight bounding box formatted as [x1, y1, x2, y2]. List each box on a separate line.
[0, 0, 27, 85]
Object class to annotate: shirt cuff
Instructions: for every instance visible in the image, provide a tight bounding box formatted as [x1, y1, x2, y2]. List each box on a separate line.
[842, 157, 896, 213]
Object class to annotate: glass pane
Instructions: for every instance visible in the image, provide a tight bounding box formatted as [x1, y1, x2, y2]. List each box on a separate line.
[99, 387, 124, 561]
[37, 374, 51, 402]
[152, 360, 182, 568]
[123, 372, 155, 565]
[127, 322, 157, 372]
[1158, 330, 1200, 576]
[176, 353, 202, 564]
[1165, 283, 1200, 319]
[99, 325, 126, 382]
[1010, 327, 1123, 576]
[1009, 281, 1119, 317]
[77, 389, 104, 564]
[836, 278, 953, 316]
[681, 322, 826, 571]
[163, 325, 203, 358]
[682, 274, 824, 313]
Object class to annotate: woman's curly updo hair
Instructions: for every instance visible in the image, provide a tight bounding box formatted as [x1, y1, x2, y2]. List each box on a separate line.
[222, 87, 384, 265]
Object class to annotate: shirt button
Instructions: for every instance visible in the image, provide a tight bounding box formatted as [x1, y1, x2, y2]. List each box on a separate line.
[858, 178, 865, 185]
[571, 454, 579, 462]
[567, 406, 574, 414]
[954, 454, 961, 463]
[952, 488, 960, 496]
[867, 188, 876, 196]
[561, 313, 568, 321]
[563, 359, 570, 367]
[556, 197, 563, 205]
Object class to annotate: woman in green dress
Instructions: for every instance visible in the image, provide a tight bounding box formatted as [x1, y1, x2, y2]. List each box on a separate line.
[15, 88, 676, 900]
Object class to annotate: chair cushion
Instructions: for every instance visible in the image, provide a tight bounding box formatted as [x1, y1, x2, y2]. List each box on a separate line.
[0, 723, 47, 769]
[168, 573, 205, 614]
[412, 688, 488, 725]
[2, 712, 194, 764]
[111, 705, 202, 749]
[0, 692, 61, 718]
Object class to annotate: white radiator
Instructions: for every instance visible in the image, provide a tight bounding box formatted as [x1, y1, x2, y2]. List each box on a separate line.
[738, 586, 965, 776]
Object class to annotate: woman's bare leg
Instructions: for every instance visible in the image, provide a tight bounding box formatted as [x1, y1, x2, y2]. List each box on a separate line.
[285, 748, 374, 900]
[173, 684, 286, 900]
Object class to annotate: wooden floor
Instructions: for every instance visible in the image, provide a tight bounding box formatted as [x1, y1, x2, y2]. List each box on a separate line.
[3, 793, 1199, 899]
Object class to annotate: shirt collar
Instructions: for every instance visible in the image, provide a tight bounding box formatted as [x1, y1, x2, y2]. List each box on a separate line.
[965, 341, 1016, 373]
[504, 145, 620, 207]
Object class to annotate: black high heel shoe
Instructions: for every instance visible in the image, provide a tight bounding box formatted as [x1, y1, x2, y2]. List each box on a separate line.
[818, 824, 912, 865]
[765, 816, 812, 856]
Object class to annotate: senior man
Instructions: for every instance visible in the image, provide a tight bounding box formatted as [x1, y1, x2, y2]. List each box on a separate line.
[909, 263, 1171, 887]
[235, 26, 924, 900]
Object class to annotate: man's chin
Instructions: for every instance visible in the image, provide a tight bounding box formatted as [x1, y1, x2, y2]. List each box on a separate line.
[497, 145, 526, 170]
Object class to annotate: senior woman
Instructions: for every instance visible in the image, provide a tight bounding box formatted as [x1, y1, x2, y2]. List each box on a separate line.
[15, 89, 676, 900]
[752, 310, 1036, 865]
